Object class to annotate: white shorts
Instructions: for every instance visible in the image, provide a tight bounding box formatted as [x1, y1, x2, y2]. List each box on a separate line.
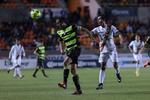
[133, 54, 142, 62]
[11, 58, 21, 67]
[99, 51, 119, 63]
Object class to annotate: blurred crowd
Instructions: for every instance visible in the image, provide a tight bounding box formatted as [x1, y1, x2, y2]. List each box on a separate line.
[0, 1, 150, 51]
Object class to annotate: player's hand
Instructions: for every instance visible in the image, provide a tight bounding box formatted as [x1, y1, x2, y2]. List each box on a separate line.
[60, 50, 65, 54]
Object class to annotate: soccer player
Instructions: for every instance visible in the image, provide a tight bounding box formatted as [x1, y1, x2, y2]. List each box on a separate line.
[91, 16, 122, 90]
[128, 34, 144, 77]
[57, 19, 92, 95]
[32, 39, 48, 78]
[8, 39, 25, 79]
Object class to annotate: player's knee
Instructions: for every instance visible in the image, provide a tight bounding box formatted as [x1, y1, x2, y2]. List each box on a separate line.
[71, 68, 76, 75]
[113, 62, 118, 69]
[100, 62, 106, 70]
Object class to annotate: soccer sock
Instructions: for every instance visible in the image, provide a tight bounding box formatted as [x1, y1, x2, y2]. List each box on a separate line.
[136, 62, 140, 72]
[63, 69, 69, 85]
[41, 69, 47, 76]
[72, 75, 81, 91]
[99, 69, 105, 84]
[114, 64, 120, 74]
[13, 68, 17, 77]
[16, 67, 22, 78]
[33, 68, 39, 76]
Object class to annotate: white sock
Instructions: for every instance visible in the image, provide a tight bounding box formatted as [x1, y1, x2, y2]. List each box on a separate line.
[99, 69, 105, 84]
[16, 67, 22, 78]
[13, 68, 17, 77]
[136, 62, 140, 72]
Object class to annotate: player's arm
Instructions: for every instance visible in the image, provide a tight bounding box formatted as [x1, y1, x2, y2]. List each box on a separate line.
[9, 46, 14, 60]
[33, 48, 39, 56]
[145, 36, 150, 45]
[139, 42, 145, 53]
[22, 46, 26, 58]
[128, 42, 133, 53]
[78, 26, 94, 40]
[59, 41, 65, 54]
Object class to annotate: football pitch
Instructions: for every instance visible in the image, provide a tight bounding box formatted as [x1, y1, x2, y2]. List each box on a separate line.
[0, 68, 150, 100]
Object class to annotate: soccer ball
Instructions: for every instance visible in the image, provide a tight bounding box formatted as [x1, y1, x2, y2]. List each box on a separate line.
[30, 9, 42, 20]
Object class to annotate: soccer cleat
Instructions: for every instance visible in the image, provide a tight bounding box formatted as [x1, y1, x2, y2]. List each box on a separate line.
[20, 75, 24, 79]
[58, 82, 67, 89]
[116, 73, 122, 83]
[96, 83, 103, 90]
[72, 90, 82, 95]
[32, 74, 36, 78]
[44, 75, 48, 78]
[7, 69, 10, 73]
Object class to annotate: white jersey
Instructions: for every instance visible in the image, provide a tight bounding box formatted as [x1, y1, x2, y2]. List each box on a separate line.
[129, 40, 144, 54]
[9, 44, 25, 61]
[91, 25, 119, 53]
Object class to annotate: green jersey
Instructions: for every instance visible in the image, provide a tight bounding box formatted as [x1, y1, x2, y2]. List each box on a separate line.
[57, 25, 80, 51]
[36, 45, 45, 60]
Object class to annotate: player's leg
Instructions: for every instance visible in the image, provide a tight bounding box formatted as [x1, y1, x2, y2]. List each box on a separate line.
[32, 59, 40, 77]
[70, 47, 82, 95]
[58, 56, 71, 89]
[110, 51, 122, 82]
[96, 53, 108, 90]
[8, 60, 17, 73]
[16, 66, 24, 79]
[40, 59, 48, 78]
[71, 63, 82, 95]
[13, 68, 17, 78]
[133, 54, 140, 77]
[144, 60, 150, 68]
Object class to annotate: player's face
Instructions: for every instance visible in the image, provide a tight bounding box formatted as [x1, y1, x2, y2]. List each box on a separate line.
[135, 35, 140, 41]
[97, 17, 103, 26]
[16, 40, 20, 45]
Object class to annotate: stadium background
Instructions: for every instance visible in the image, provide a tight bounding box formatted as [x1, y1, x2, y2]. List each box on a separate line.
[0, 0, 149, 69]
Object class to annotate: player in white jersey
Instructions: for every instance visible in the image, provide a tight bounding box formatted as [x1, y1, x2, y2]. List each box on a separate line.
[91, 16, 122, 89]
[8, 39, 25, 79]
[128, 34, 144, 77]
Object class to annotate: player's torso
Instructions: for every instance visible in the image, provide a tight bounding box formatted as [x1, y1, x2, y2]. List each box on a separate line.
[37, 45, 45, 59]
[132, 40, 143, 52]
[95, 26, 116, 53]
[57, 25, 79, 50]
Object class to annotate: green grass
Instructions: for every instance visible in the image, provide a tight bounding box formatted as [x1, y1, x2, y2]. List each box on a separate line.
[0, 68, 150, 100]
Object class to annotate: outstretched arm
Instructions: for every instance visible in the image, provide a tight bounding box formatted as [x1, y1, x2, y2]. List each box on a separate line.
[59, 41, 65, 54]
[78, 26, 94, 40]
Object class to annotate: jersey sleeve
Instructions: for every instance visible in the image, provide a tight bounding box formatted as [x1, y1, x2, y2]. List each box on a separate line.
[112, 25, 119, 35]
[56, 31, 63, 41]
[91, 28, 98, 35]
[129, 41, 133, 47]
[9, 46, 14, 59]
[141, 41, 144, 47]
[22, 46, 25, 57]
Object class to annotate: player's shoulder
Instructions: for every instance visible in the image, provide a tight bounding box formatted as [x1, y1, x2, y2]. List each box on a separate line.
[92, 26, 103, 31]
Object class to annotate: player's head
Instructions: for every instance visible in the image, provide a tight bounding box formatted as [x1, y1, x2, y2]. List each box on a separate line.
[15, 39, 20, 45]
[135, 34, 141, 41]
[97, 16, 105, 26]
[56, 18, 68, 29]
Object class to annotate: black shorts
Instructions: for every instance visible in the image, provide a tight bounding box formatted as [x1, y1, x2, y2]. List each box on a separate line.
[66, 47, 81, 64]
[37, 58, 44, 68]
